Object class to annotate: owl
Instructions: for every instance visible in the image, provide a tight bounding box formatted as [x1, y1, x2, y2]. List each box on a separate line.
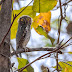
[16, 15, 32, 57]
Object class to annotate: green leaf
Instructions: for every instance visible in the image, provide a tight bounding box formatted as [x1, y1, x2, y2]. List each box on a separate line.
[17, 58, 34, 72]
[33, 0, 57, 13]
[53, 61, 72, 72]
[36, 26, 55, 45]
[36, 26, 48, 37]
[26, 60, 34, 72]
[11, 6, 36, 39]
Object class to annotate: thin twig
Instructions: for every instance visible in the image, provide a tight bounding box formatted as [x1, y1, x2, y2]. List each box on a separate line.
[0, 16, 16, 47]
[53, 0, 72, 11]
[58, 64, 62, 71]
[57, 0, 63, 43]
[40, 54, 51, 59]
[16, 0, 33, 17]
[16, 37, 72, 71]
[0, 0, 33, 47]
[10, 43, 18, 57]
[60, 37, 72, 48]
[60, 42, 72, 50]
[56, 0, 63, 71]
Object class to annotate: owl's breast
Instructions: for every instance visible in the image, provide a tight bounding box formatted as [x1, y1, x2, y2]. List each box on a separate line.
[22, 26, 31, 48]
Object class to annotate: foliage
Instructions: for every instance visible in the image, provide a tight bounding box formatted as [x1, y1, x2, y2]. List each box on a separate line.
[11, 6, 36, 39]
[17, 58, 34, 72]
[31, 11, 55, 44]
[31, 11, 51, 33]
[11, 0, 57, 44]
[53, 61, 72, 72]
[11, 0, 58, 71]
[33, 0, 57, 13]
[1, 0, 72, 72]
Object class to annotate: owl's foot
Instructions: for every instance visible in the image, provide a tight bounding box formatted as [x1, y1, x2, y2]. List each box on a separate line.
[23, 47, 29, 52]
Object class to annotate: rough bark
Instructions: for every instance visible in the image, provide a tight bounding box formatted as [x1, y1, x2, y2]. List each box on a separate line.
[0, 0, 12, 72]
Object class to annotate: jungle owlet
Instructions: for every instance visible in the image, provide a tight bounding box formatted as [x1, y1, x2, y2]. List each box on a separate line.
[16, 15, 32, 57]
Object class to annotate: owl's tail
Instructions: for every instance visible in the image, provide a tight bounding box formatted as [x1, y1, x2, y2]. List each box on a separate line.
[16, 46, 22, 58]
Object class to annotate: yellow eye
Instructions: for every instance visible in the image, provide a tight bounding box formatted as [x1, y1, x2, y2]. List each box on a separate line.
[20, 19, 24, 21]
[27, 18, 30, 21]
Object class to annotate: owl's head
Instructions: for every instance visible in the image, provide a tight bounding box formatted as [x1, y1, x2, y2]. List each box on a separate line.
[18, 15, 32, 26]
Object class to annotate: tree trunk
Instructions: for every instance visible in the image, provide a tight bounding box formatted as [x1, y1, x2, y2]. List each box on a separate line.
[0, 0, 12, 72]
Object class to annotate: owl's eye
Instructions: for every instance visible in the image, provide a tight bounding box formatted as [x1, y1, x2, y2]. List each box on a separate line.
[20, 18, 24, 21]
[27, 18, 30, 21]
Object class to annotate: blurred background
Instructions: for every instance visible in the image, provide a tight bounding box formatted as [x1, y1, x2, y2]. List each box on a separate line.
[11, 0, 72, 72]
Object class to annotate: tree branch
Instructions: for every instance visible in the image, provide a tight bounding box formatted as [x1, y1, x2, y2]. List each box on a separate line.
[56, 0, 63, 71]
[16, 37, 72, 72]
[0, 0, 12, 71]
[11, 47, 62, 56]
[53, 0, 72, 11]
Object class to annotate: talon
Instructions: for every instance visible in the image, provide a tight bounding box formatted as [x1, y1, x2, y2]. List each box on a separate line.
[24, 47, 29, 52]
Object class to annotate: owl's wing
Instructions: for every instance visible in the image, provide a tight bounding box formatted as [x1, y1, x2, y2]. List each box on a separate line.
[17, 30, 26, 47]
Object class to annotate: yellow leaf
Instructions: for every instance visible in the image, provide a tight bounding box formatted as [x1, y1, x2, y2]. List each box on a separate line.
[65, 67, 69, 72]
[32, 11, 55, 44]
[32, 11, 51, 34]
[65, 67, 72, 72]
